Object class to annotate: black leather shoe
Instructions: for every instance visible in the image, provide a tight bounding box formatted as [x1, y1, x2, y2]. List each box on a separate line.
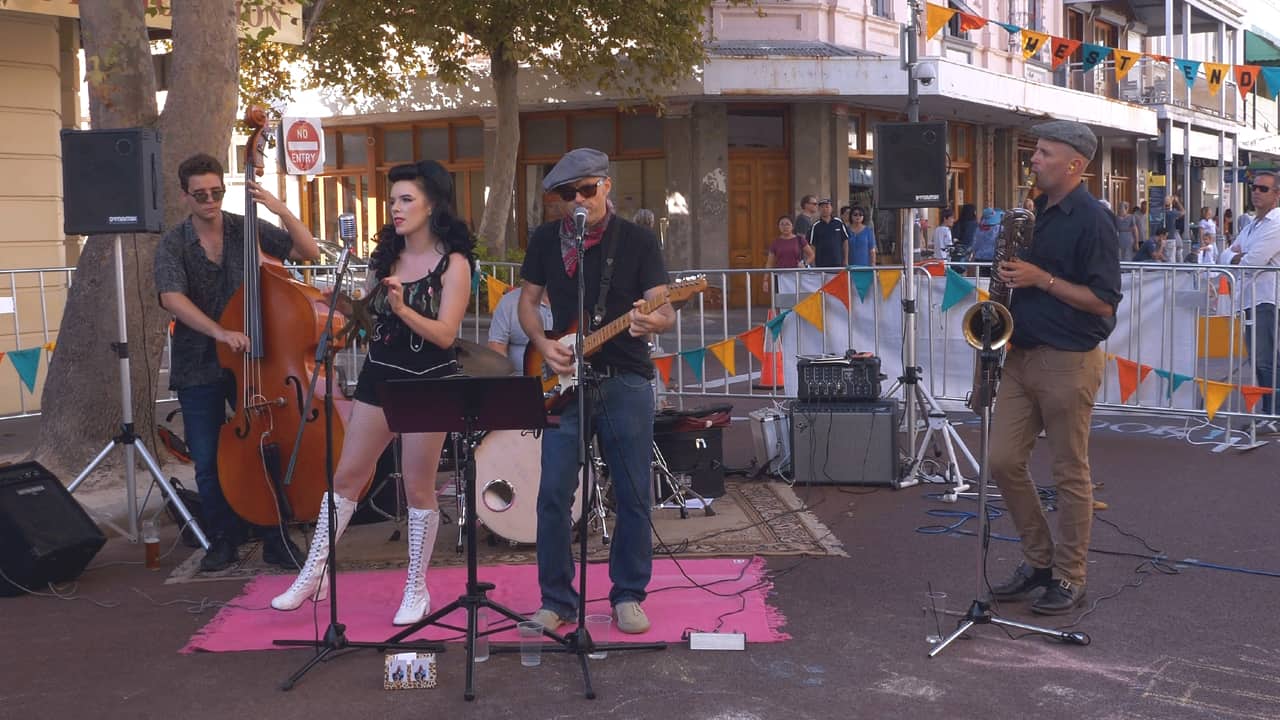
[990, 562, 1053, 600]
[261, 534, 304, 570]
[1031, 579, 1086, 615]
[199, 537, 238, 572]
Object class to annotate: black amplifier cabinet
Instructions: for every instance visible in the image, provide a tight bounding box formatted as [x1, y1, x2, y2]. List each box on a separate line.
[797, 351, 884, 402]
[0, 462, 106, 596]
[790, 400, 899, 486]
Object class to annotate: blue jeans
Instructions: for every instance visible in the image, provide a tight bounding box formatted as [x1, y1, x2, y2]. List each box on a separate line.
[536, 373, 654, 619]
[1247, 303, 1278, 415]
[177, 382, 243, 543]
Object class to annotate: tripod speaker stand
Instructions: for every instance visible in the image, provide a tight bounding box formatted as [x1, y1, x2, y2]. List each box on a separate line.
[928, 302, 1087, 657]
[377, 375, 551, 701]
[66, 235, 208, 550]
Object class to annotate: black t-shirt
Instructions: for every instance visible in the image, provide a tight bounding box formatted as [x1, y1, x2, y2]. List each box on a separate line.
[809, 218, 850, 267]
[1009, 184, 1123, 351]
[521, 216, 668, 378]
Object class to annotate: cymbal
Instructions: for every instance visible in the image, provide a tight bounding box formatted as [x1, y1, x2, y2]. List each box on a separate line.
[454, 339, 516, 377]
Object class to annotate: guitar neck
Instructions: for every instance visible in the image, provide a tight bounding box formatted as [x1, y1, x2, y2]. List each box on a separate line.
[581, 295, 666, 356]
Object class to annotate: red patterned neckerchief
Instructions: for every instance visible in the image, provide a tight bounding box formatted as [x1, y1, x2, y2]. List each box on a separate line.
[560, 211, 613, 277]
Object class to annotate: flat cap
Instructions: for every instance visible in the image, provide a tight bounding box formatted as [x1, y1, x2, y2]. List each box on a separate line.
[1030, 120, 1097, 162]
[818, 198, 832, 205]
[542, 148, 610, 192]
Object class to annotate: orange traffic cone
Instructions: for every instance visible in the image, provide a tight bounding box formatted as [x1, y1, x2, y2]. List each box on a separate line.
[754, 310, 786, 390]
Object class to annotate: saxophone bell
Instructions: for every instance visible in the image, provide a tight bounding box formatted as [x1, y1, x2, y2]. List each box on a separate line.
[962, 301, 1014, 351]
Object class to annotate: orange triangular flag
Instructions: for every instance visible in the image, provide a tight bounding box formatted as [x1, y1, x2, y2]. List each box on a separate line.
[878, 269, 902, 300]
[1021, 30, 1050, 60]
[1146, 53, 1172, 64]
[1204, 62, 1229, 96]
[1138, 364, 1154, 383]
[1112, 49, 1142, 81]
[957, 12, 986, 32]
[1114, 356, 1141, 403]
[1050, 37, 1081, 70]
[1239, 385, 1273, 413]
[793, 292, 825, 331]
[1199, 379, 1233, 420]
[485, 275, 509, 315]
[652, 354, 675, 386]
[821, 271, 851, 309]
[738, 325, 766, 363]
[1235, 64, 1260, 99]
[925, 3, 957, 40]
[707, 338, 736, 376]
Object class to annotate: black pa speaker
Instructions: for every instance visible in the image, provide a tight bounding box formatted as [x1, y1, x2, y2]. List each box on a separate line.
[790, 401, 899, 486]
[0, 462, 106, 596]
[873, 122, 948, 209]
[60, 127, 162, 235]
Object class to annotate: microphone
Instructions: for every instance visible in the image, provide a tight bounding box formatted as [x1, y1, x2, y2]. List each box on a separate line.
[338, 212, 357, 247]
[572, 205, 588, 235]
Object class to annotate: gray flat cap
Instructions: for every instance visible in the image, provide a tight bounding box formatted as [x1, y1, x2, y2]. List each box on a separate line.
[1030, 120, 1097, 162]
[542, 148, 610, 192]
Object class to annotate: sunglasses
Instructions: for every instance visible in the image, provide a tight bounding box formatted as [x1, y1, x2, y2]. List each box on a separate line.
[188, 188, 226, 203]
[555, 179, 603, 202]
[1251, 184, 1276, 194]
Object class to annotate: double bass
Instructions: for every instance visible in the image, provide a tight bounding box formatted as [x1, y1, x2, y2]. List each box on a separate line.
[216, 108, 358, 527]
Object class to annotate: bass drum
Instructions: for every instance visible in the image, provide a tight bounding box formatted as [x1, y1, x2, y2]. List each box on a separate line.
[473, 429, 582, 544]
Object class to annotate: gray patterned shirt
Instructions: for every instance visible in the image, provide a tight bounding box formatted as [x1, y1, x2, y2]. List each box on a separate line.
[153, 211, 293, 390]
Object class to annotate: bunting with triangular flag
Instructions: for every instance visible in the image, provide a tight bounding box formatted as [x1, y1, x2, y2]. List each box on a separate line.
[765, 309, 789, 340]
[680, 348, 706, 383]
[1080, 43, 1111, 73]
[738, 325, 766, 363]
[1050, 37, 1082, 71]
[8, 347, 41, 393]
[1112, 49, 1142, 81]
[850, 269, 875, 302]
[1240, 385, 1273, 413]
[941, 268, 976, 312]
[925, 4, 957, 40]
[793, 292, 825, 331]
[1174, 59, 1201, 88]
[1235, 64, 1260, 99]
[485, 275, 509, 314]
[1204, 62, 1229, 96]
[1198, 379, 1234, 420]
[653, 354, 675, 386]
[1021, 30, 1049, 60]
[878, 269, 902, 300]
[707, 338, 736, 376]
[821, 271, 851, 309]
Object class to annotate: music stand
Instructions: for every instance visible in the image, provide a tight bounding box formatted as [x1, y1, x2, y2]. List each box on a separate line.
[377, 375, 553, 701]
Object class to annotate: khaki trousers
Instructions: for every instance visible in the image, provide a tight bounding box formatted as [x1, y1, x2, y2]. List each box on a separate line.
[989, 345, 1105, 586]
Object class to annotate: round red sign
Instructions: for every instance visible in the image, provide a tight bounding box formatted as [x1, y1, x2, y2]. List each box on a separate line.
[285, 120, 321, 173]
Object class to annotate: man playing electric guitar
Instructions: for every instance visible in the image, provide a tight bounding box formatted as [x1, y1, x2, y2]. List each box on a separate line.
[518, 148, 674, 635]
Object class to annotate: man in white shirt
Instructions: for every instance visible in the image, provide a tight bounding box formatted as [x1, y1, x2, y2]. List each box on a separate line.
[1225, 171, 1280, 414]
[488, 286, 553, 373]
[932, 208, 955, 258]
[1197, 207, 1217, 264]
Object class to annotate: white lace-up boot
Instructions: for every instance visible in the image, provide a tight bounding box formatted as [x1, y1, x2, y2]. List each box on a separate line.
[393, 507, 439, 625]
[270, 492, 356, 611]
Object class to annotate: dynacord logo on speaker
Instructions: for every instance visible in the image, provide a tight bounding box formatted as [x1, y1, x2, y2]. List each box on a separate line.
[109, 215, 141, 225]
[914, 194, 941, 202]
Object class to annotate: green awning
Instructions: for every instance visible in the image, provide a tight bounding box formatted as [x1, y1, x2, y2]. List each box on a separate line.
[1246, 30, 1280, 66]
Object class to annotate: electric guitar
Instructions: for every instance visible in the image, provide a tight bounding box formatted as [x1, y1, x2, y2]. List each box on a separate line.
[524, 275, 707, 412]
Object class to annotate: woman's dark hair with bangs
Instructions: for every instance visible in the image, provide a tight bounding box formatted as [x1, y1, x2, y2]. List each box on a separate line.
[368, 160, 477, 280]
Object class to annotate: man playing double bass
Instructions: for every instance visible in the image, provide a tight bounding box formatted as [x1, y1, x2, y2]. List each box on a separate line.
[154, 153, 320, 572]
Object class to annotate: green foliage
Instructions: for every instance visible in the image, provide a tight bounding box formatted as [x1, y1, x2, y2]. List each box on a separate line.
[241, 0, 728, 105]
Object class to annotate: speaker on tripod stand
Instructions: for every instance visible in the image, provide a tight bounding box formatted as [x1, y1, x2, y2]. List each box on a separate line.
[61, 128, 162, 236]
[873, 122, 948, 210]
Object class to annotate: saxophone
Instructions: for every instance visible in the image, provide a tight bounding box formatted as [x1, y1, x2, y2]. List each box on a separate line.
[963, 196, 1036, 411]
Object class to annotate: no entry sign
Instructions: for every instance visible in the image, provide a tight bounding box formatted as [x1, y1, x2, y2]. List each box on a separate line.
[282, 118, 324, 175]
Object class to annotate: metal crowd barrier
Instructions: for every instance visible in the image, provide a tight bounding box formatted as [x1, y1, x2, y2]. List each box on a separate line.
[3, 259, 1278, 446]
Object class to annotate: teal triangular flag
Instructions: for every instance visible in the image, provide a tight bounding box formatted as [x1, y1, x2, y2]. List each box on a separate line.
[1079, 43, 1111, 73]
[1152, 368, 1172, 381]
[1260, 67, 1280, 100]
[1174, 59, 1201, 88]
[997, 22, 1020, 34]
[7, 347, 41, 393]
[765, 310, 789, 340]
[850, 269, 875, 302]
[680, 348, 706, 383]
[471, 270, 482, 293]
[1170, 372, 1194, 395]
[941, 268, 977, 313]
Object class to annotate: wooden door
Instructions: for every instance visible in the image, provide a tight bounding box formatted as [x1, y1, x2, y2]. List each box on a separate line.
[728, 152, 789, 307]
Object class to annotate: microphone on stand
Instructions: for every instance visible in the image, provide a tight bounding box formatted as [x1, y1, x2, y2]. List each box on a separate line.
[572, 205, 588, 237]
[337, 212, 357, 247]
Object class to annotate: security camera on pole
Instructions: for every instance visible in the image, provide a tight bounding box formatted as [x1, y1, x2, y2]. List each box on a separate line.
[875, 0, 979, 492]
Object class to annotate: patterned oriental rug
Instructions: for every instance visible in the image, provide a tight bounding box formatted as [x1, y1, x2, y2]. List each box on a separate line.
[166, 480, 846, 586]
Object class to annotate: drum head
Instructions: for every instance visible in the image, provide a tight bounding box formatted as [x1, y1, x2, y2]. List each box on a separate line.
[473, 429, 582, 544]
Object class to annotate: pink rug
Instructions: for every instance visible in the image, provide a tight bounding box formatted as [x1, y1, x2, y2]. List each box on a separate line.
[182, 557, 788, 653]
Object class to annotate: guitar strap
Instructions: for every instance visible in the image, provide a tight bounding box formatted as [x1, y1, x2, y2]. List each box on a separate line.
[589, 219, 621, 331]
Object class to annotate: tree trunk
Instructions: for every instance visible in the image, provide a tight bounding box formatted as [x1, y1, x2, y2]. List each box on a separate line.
[34, 1, 239, 484]
[476, 44, 520, 259]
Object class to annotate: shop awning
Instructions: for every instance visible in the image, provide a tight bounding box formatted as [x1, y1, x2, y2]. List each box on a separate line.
[1245, 30, 1280, 66]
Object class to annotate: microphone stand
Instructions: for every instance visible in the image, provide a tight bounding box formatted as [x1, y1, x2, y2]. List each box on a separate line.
[274, 225, 442, 690]
[928, 304, 1087, 658]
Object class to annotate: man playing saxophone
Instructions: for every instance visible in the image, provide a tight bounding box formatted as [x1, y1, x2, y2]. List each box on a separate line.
[987, 120, 1122, 615]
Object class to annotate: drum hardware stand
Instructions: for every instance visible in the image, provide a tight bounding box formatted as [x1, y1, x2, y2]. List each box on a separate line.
[68, 234, 209, 550]
[361, 434, 408, 542]
[582, 442, 613, 545]
[929, 303, 1088, 658]
[377, 375, 553, 701]
[651, 441, 714, 519]
[274, 218, 442, 690]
